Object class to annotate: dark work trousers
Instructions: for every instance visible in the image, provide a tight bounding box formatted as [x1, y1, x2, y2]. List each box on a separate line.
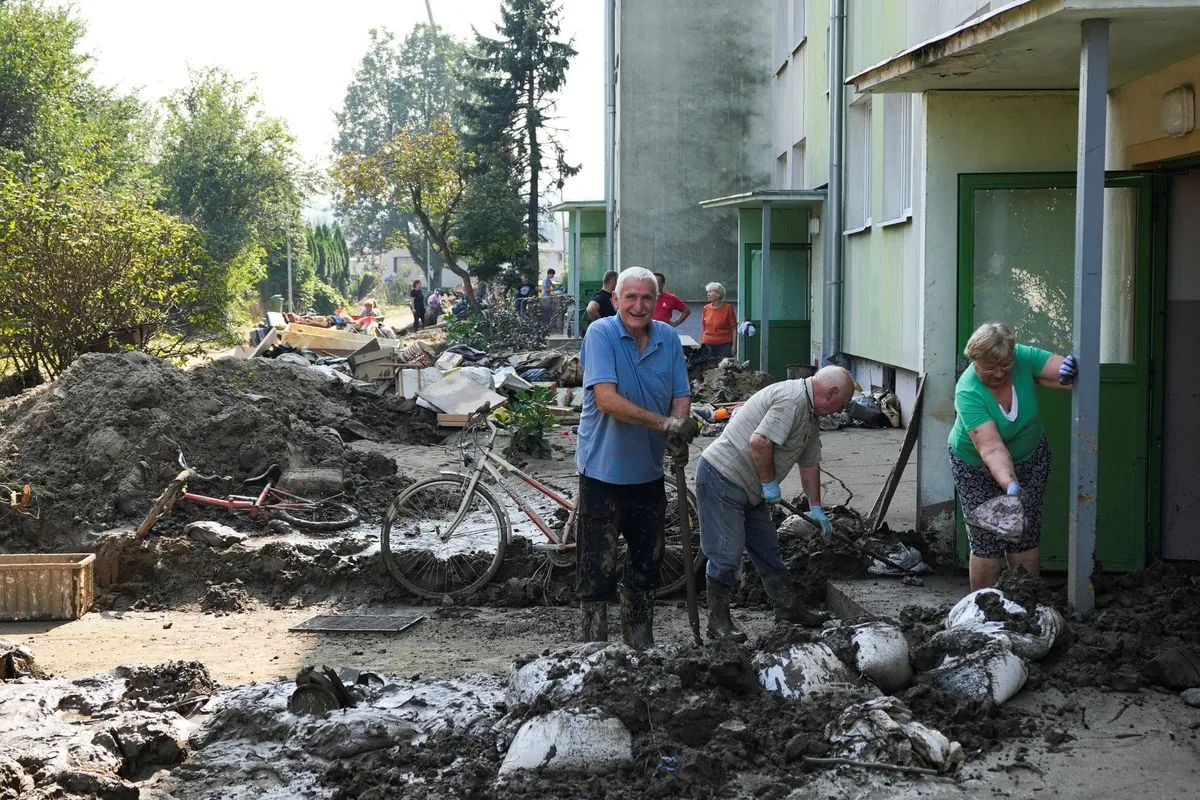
[576, 475, 666, 601]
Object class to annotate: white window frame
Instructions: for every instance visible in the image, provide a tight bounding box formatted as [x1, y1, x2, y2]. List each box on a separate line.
[845, 97, 872, 233]
[792, 0, 807, 52]
[773, 0, 789, 73]
[790, 139, 806, 189]
[775, 151, 789, 189]
[881, 93, 913, 225]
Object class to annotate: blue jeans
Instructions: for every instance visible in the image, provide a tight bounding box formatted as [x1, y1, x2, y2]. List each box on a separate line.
[695, 457, 786, 589]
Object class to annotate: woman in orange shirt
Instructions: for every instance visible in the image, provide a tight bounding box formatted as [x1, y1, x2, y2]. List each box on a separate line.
[700, 281, 737, 361]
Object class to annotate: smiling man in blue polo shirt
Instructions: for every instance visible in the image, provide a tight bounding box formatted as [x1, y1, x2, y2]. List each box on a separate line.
[576, 266, 696, 649]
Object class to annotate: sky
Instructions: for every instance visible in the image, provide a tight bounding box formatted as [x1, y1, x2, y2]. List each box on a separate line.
[64, 0, 605, 218]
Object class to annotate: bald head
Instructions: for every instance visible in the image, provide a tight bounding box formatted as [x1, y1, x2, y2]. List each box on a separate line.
[809, 366, 855, 416]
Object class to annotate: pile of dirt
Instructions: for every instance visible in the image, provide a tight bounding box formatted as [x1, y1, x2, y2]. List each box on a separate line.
[200, 580, 257, 615]
[0, 352, 441, 550]
[691, 360, 776, 404]
[121, 660, 213, 707]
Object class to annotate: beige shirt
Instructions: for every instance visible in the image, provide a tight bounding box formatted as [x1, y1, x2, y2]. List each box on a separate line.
[700, 379, 822, 503]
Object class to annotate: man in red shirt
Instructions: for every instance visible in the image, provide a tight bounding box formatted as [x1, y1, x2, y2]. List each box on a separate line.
[652, 272, 691, 327]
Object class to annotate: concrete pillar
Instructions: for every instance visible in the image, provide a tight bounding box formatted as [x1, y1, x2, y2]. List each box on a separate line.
[1068, 18, 1109, 613]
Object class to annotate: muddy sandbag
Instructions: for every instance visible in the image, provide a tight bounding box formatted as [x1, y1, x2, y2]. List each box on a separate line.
[945, 588, 1064, 661]
[754, 643, 861, 699]
[499, 709, 632, 774]
[825, 696, 964, 772]
[505, 643, 611, 707]
[823, 622, 913, 693]
[921, 640, 1027, 706]
[1143, 647, 1200, 691]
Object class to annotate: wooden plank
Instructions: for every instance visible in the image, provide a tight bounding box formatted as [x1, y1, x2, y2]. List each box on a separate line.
[436, 413, 471, 428]
[247, 327, 279, 359]
[867, 374, 926, 534]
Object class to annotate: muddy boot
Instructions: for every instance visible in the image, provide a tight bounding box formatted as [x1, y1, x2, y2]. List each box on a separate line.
[761, 570, 830, 627]
[706, 582, 748, 643]
[580, 601, 608, 642]
[619, 586, 655, 650]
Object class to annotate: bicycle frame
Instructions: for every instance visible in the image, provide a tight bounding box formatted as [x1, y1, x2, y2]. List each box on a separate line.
[182, 479, 328, 519]
[439, 423, 578, 547]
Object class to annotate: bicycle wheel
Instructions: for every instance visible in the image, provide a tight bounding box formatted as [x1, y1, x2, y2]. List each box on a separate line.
[608, 475, 705, 597]
[272, 499, 360, 532]
[381, 475, 509, 601]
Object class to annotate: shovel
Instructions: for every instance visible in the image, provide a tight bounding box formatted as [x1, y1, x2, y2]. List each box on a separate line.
[778, 499, 923, 575]
[965, 494, 1027, 543]
[671, 454, 703, 646]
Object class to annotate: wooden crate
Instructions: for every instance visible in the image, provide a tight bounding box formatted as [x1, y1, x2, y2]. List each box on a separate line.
[0, 553, 95, 621]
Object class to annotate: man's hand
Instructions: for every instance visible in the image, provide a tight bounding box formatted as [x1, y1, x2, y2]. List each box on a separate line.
[809, 505, 833, 537]
[760, 481, 782, 504]
[665, 416, 697, 442]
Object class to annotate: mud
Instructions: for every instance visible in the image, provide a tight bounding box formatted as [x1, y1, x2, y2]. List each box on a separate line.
[0, 353, 441, 553]
[691, 360, 776, 404]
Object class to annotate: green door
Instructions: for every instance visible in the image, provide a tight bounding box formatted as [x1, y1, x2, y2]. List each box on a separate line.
[744, 245, 812, 379]
[957, 173, 1154, 572]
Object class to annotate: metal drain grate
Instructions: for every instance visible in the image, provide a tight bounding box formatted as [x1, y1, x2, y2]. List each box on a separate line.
[289, 614, 426, 634]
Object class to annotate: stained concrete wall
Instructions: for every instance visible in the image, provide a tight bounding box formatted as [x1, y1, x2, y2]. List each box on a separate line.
[916, 91, 1079, 543]
[615, 0, 773, 303]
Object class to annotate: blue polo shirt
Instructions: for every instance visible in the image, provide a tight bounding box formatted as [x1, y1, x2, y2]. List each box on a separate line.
[576, 316, 691, 484]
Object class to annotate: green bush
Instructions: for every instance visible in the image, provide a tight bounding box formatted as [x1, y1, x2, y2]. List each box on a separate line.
[503, 387, 556, 459]
[356, 272, 379, 301]
[311, 281, 346, 315]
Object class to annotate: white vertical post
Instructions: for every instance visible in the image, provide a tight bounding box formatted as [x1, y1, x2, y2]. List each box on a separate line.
[1068, 18, 1109, 613]
[286, 235, 293, 312]
[761, 201, 772, 374]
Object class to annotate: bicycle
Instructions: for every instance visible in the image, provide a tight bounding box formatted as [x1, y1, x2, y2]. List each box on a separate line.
[136, 450, 360, 537]
[380, 407, 704, 601]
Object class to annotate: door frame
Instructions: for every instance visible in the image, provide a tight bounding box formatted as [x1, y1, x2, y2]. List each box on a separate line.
[955, 171, 1167, 567]
[740, 242, 812, 377]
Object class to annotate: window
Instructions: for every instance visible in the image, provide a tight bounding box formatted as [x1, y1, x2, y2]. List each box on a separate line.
[845, 97, 872, 231]
[882, 94, 913, 222]
[792, 0, 807, 50]
[774, 0, 789, 72]
[790, 140, 806, 188]
[775, 152, 789, 189]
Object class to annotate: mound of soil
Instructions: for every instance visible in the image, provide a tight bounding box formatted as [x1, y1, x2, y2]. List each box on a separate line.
[121, 661, 213, 706]
[0, 353, 441, 550]
[691, 361, 775, 404]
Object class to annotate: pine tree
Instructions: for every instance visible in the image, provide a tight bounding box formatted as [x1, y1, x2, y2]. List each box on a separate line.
[461, 0, 579, 270]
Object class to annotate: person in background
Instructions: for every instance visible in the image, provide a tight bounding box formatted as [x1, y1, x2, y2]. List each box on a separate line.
[576, 266, 696, 649]
[541, 269, 557, 297]
[586, 270, 619, 321]
[409, 280, 426, 332]
[948, 322, 1078, 591]
[696, 366, 854, 639]
[515, 274, 535, 311]
[359, 298, 380, 318]
[652, 272, 690, 328]
[425, 289, 442, 326]
[700, 282, 737, 361]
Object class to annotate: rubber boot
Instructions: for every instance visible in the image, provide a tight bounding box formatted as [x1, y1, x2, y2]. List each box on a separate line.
[761, 570, 830, 627]
[580, 601, 608, 643]
[619, 586, 655, 650]
[706, 582, 748, 643]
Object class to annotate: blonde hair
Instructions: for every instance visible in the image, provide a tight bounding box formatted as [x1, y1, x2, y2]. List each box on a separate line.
[705, 282, 726, 299]
[965, 322, 1015, 363]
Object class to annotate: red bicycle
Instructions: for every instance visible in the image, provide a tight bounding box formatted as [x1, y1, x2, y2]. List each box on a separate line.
[136, 450, 359, 537]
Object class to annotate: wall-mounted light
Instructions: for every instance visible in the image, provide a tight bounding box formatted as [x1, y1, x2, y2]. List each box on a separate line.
[1161, 85, 1195, 138]
[809, 214, 821, 236]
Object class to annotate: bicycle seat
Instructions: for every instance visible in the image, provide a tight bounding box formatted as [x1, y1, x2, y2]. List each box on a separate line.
[243, 464, 282, 486]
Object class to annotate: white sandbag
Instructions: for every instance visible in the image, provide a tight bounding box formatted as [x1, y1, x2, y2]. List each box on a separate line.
[923, 641, 1027, 705]
[842, 622, 913, 693]
[754, 643, 859, 699]
[825, 696, 964, 772]
[499, 710, 632, 774]
[505, 643, 610, 707]
[459, 366, 494, 389]
[946, 588, 1064, 661]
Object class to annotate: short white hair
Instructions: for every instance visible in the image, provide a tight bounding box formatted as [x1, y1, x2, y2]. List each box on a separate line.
[705, 282, 725, 299]
[615, 266, 658, 299]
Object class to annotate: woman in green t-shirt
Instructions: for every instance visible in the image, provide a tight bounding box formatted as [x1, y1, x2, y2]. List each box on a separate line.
[948, 322, 1079, 590]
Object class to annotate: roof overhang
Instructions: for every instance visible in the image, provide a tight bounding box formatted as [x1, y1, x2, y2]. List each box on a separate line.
[848, 0, 1200, 94]
[699, 189, 827, 210]
[549, 200, 605, 213]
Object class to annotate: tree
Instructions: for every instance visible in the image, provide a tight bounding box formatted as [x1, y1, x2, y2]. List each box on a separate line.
[336, 117, 495, 307]
[155, 68, 308, 332]
[462, 0, 579, 269]
[0, 166, 207, 379]
[334, 24, 468, 263]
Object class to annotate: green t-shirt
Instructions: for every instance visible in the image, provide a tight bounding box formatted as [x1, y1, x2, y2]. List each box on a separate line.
[948, 343, 1053, 466]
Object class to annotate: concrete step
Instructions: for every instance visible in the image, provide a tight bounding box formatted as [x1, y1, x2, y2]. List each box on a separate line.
[826, 574, 969, 620]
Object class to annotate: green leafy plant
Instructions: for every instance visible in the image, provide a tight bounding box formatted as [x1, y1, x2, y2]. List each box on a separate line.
[503, 387, 556, 459]
[445, 313, 487, 350]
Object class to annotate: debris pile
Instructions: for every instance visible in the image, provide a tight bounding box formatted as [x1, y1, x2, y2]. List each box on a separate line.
[690, 359, 775, 404]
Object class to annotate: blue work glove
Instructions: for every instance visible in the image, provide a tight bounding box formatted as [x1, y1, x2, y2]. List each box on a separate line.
[760, 481, 782, 504]
[1059, 354, 1078, 385]
[1006, 482, 1021, 496]
[809, 505, 834, 538]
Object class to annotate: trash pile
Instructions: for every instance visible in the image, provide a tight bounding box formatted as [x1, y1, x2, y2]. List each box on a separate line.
[690, 358, 775, 405]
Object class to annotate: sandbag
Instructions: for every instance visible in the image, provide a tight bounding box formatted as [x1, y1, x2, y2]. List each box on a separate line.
[946, 588, 1064, 661]
[754, 643, 860, 699]
[499, 710, 632, 774]
[825, 696, 963, 772]
[505, 643, 610, 707]
[922, 641, 1027, 706]
[825, 622, 913, 693]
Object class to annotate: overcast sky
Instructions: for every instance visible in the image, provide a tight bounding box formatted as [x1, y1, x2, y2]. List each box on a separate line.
[64, 0, 604, 216]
